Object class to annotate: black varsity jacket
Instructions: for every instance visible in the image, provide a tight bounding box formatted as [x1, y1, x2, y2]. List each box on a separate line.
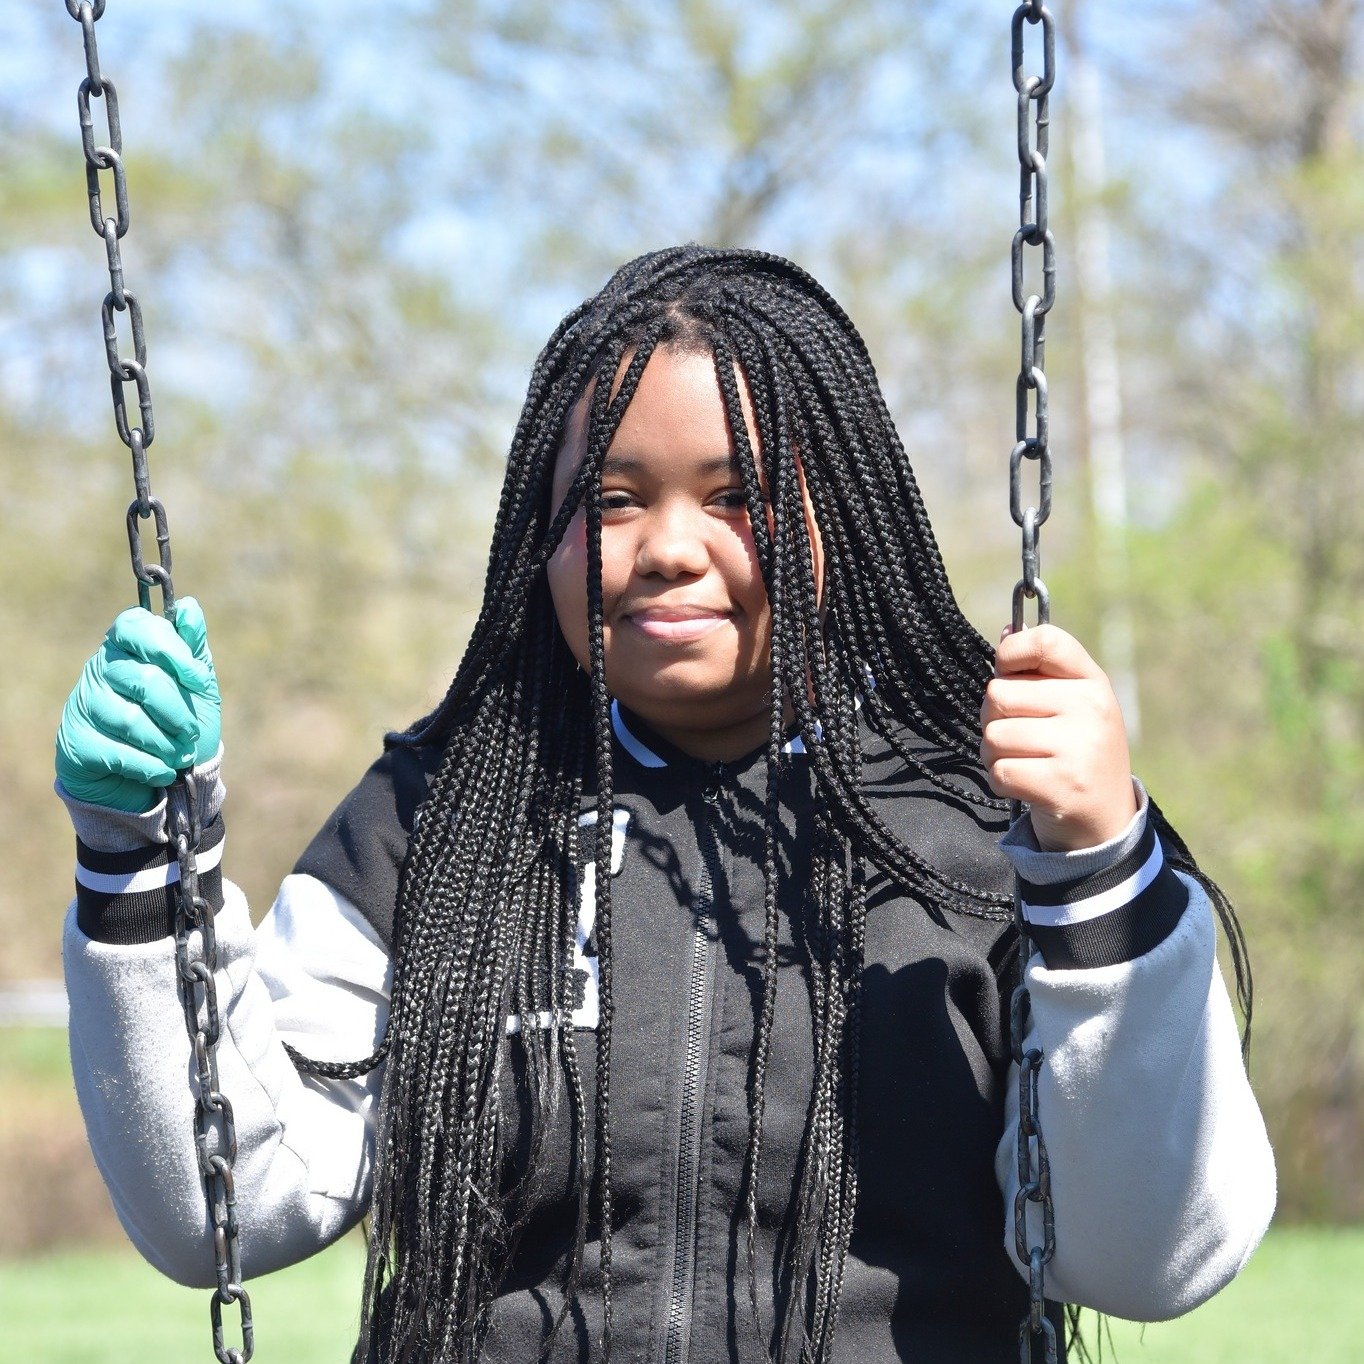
[289, 700, 1192, 1363]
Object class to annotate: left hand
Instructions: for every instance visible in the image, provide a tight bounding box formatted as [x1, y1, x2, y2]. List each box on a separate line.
[980, 623, 1138, 852]
[55, 597, 220, 812]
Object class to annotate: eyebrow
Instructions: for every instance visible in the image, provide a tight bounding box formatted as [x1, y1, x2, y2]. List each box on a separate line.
[602, 454, 742, 476]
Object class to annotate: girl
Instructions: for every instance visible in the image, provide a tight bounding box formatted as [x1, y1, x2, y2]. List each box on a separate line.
[56, 245, 1274, 1364]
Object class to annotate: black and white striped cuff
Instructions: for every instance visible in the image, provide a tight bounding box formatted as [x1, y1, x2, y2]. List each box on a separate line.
[1019, 820, 1189, 969]
[75, 817, 226, 945]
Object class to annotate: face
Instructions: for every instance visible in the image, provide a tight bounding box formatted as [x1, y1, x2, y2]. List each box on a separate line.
[546, 345, 822, 758]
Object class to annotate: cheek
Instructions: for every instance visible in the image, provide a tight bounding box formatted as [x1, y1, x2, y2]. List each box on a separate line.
[727, 521, 767, 609]
[547, 516, 636, 660]
[547, 515, 590, 662]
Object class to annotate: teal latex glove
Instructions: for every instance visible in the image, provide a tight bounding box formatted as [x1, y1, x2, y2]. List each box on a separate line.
[55, 597, 221, 813]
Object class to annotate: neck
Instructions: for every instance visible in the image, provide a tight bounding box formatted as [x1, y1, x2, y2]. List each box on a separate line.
[628, 696, 799, 764]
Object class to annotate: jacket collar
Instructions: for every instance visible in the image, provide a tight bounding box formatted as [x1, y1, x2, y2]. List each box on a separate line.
[608, 677, 880, 774]
[611, 703, 807, 780]
[609, 698, 813, 777]
[606, 652, 878, 780]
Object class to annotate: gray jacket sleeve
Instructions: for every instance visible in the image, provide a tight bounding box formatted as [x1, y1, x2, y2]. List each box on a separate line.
[61, 758, 389, 1286]
[996, 783, 1276, 1319]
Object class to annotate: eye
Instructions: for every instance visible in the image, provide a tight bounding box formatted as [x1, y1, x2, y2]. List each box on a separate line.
[599, 489, 637, 512]
[712, 488, 751, 512]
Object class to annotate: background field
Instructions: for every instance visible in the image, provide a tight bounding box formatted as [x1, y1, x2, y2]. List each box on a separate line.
[3, 1227, 1360, 1363]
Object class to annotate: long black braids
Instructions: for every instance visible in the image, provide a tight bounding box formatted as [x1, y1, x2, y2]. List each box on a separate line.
[582, 327, 666, 1356]
[332, 243, 1252, 1364]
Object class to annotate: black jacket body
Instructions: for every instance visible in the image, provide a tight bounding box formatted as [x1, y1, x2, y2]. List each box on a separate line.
[298, 703, 1067, 1363]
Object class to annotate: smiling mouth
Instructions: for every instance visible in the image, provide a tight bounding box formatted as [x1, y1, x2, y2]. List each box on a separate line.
[625, 611, 733, 643]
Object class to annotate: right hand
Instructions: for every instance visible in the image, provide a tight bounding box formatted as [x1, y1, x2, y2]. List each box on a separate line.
[55, 597, 221, 813]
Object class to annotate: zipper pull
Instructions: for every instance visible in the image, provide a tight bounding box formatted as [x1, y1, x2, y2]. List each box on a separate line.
[702, 763, 724, 806]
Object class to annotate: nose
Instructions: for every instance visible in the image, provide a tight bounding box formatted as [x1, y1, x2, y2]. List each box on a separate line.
[634, 500, 710, 580]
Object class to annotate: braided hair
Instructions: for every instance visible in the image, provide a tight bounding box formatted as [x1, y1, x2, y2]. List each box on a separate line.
[341, 245, 1252, 1363]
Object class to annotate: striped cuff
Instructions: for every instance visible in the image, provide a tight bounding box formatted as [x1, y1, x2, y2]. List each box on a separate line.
[57, 745, 226, 854]
[75, 817, 226, 945]
[1018, 819, 1188, 969]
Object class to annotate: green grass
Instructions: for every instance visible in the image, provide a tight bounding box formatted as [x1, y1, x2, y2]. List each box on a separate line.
[1, 1225, 1360, 1362]
[1101, 1225, 1364, 1362]
[0, 1234, 368, 1363]
[0, 1026, 72, 1096]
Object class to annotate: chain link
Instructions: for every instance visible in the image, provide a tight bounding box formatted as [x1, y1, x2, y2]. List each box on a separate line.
[65, 6, 253, 1360]
[1008, 5, 1059, 1362]
[1010, 0, 1055, 636]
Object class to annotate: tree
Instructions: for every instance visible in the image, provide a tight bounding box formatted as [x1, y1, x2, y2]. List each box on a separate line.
[1131, 0, 1364, 1217]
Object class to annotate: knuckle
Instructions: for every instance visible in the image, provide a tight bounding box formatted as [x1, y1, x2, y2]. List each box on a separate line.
[986, 756, 1016, 795]
[1085, 687, 1118, 731]
[117, 671, 148, 704]
[1027, 623, 1055, 653]
[1055, 766, 1091, 810]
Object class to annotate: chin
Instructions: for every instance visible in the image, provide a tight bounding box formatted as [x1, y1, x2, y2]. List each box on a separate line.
[624, 674, 766, 721]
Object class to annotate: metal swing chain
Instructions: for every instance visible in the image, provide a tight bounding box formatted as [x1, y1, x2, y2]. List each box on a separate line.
[1008, 3, 1059, 1363]
[63, 5, 254, 1361]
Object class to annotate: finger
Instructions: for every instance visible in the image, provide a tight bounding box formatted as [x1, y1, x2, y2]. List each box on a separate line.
[994, 622, 1104, 681]
[57, 714, 179, 789]
[83, 684, 198, 770]
[981, 677, 1073, 721]
[106, 606, 214, 696]
[101, 735, 178, 789]
[981, 755, 1053, 805]
[173, 596, 214, 668]
[981, 718, 1055, 763]
[102, 654, 202, 743]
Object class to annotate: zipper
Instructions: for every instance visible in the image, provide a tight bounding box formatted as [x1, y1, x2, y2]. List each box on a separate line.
[663, 768, 725, 1364]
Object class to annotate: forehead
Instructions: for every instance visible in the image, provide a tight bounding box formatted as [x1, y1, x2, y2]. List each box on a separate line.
[552, 345, 758, 494]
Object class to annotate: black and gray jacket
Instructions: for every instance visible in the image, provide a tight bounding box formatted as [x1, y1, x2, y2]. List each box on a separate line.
[61, 703, 1276, 1363]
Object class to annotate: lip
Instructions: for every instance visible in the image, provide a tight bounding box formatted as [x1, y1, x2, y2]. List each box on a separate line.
[624, 607, 733, 644]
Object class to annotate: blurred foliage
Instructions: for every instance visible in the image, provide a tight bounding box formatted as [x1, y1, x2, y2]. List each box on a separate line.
[3, 0, 1364, 1242]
